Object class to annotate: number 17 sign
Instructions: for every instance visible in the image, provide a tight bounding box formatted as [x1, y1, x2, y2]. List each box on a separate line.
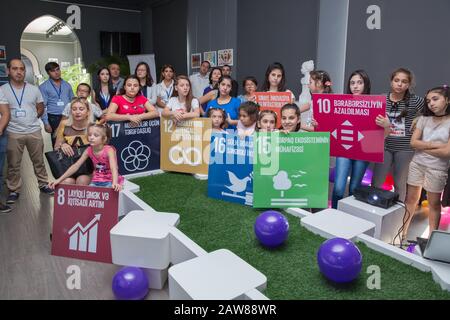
[312, 93, 386, 162]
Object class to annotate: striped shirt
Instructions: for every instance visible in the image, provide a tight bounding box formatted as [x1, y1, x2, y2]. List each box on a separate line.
[385, 93, 424, 152]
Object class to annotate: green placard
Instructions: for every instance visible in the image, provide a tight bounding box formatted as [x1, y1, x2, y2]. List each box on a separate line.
[253, 132, 330, 208]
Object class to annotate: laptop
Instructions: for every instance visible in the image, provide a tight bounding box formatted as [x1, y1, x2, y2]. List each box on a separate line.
[416, 230, 450, 264]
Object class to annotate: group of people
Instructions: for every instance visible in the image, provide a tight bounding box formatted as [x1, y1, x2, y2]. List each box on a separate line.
[0, 57, 449, 242]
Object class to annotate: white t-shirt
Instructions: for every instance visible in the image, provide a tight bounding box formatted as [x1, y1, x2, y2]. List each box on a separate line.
[0, 82, 44, 134]
[167, 97, 199, 113]
[189, 73, 210, 99]
[156, 80, 174, 104]
[62, 101, 103, 119]
[413, 116, 450, 171]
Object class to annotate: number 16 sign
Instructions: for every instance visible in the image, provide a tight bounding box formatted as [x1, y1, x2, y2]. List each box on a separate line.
[312, 93, 386, 162]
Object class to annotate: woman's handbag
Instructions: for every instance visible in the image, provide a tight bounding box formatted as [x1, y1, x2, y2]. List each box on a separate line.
[45, 136, 93, 179]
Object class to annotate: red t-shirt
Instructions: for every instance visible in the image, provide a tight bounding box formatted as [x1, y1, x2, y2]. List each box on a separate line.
[111, 95, 148, 115]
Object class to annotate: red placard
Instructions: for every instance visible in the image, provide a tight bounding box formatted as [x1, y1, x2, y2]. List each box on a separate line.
[254, 92, 292, 128]
[51, 184, 119, 263]
[312, 94, 386, 162]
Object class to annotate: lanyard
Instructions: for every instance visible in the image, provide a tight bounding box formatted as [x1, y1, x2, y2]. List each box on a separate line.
[99, 91, 110, 107]
[50, 80, 62, 100]
[9, 82, 26, 107]
[165, 86, 173, 100]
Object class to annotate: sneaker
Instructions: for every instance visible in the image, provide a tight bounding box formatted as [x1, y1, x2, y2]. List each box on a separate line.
[6, 192, 19, 204]
[40, 186, 54, 195]
[0, 204, 12, 213]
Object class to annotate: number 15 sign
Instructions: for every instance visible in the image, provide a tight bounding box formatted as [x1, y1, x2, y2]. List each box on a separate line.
[312, 93, 386, 162]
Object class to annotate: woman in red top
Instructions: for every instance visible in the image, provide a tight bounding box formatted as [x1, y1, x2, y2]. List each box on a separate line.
[106, 75, 159, 126]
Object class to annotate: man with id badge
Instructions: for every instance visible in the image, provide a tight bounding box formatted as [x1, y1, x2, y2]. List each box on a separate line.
[0, 59, 54, 206]
[39, 62, 74, 147]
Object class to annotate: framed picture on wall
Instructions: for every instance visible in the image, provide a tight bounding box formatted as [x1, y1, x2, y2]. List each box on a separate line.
[191, 53, 201, 69]
[0, 64, 7, 77]
[0, 46, 6, 60]
[218, 49, 233, 66]
[48, 58, 59, 63]
[203, 51, 217, 67]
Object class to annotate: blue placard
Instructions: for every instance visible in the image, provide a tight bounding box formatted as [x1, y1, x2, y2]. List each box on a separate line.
[207, 132, 254, 206]
[108, 119, 160, 175]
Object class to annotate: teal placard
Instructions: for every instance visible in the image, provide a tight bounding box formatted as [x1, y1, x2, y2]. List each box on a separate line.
[253, 132, 330, 208]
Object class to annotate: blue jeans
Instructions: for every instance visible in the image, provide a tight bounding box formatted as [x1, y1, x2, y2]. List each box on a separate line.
[0, 133, 7, 195]
[332, 157, 369, 209]
[89, 181, 112, 188]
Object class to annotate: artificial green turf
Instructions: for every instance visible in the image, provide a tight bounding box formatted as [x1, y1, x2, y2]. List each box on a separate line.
[133, 172, 450, 300]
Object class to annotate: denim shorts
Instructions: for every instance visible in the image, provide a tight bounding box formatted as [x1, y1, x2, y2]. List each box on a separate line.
[89, 181, 112, 188]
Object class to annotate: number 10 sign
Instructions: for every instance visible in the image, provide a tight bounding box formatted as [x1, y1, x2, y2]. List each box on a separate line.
[312, 93, 386, 162]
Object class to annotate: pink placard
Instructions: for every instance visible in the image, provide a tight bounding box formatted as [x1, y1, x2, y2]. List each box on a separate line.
[51, 184, 119, 263]
[312, 93, 386, 162]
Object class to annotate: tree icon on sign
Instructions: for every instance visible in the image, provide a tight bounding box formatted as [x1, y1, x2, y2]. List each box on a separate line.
[273, 171, 292, 197]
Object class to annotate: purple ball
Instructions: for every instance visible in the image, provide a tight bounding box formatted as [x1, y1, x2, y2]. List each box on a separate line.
[254, 210, 289, 248]
[317, 238, 362, 283]
[112, 266, 149, 300]
[329, 167, 336, 183]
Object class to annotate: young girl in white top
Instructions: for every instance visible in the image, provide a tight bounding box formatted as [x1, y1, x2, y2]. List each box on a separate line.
[257, 110, 277, 132]
[237, 101, 259, 137]
[162, 75, 200, 124]
[207, 108, 227, 133]
[280, 103, 301, 133]
[156, 64, 175, 112]
[402, 86, 450, 241]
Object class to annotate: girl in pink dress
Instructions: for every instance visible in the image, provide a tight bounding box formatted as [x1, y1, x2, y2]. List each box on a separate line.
[49, 123, 123, 191]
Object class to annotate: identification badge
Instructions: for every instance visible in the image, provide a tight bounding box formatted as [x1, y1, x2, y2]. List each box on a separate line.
[15, 109, 26, 118]
[57, 100, 65, 107]
[388, 114, 406, 138]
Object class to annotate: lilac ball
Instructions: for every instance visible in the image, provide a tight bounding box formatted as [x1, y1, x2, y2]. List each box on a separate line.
[317, 238, 362, 283]
[254, 211, 289, 248]
[112, 266, 149, 300]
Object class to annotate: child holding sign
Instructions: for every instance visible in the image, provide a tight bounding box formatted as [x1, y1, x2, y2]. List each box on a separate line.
[237, 101, 259, 137]
[402, 86, 450, 240]
[49, 123, 123, 191]
[300, 70, 333, 132]
[261, 62, 295, 101]
[207, 108, 227, 133]
[162, 75, 200, 124]
[106, 75, 159, 127]
[257, 110, 277, 132]
[280, 103, 301, 133]
[331, 70, 390, 209]
[204, 76, 241, 129]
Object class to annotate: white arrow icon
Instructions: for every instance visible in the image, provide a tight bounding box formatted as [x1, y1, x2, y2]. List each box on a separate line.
[331, 129, 337, 139]
[342, 120, 353, 127]
[358, 131, 364, 141]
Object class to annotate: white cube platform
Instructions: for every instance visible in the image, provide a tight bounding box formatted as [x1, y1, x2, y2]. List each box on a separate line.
[301, 208, 375, 240]
[110, 210, 180, 289]
[168, 249, 267, 300]
[338, 196, 405, 243]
